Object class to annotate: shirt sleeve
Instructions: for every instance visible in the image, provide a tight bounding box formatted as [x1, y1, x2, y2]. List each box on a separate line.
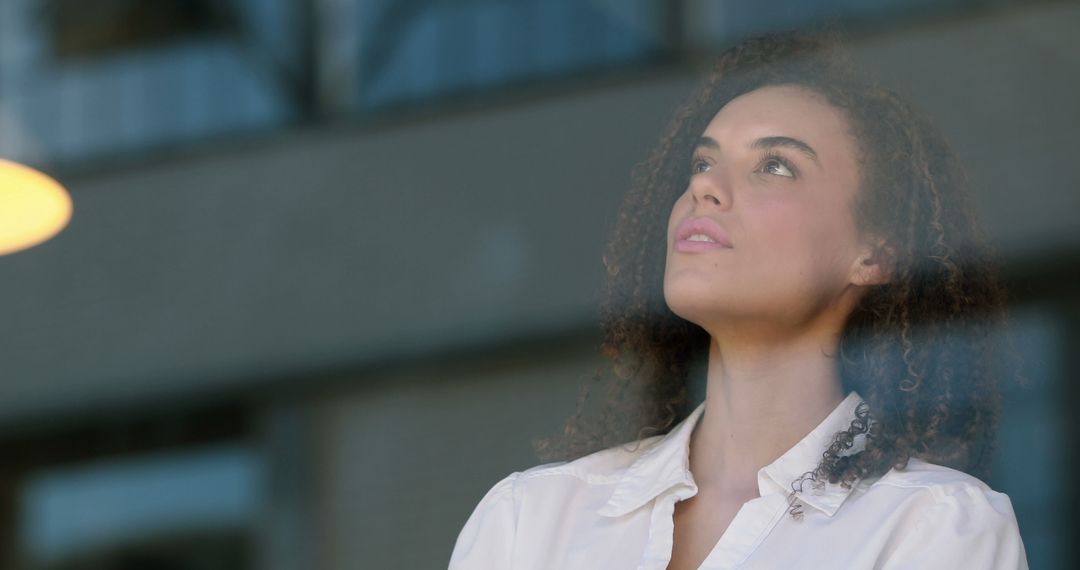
[448, 471, 520, 570]
[882, 484, 1029, 570]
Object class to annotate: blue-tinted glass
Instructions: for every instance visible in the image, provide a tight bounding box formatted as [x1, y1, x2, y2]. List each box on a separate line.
[0, 0, 298, 164]
[354, 0, 666, 111]
[20, 445, 262, 565]
[690, 0, 982, 48]
[988, 307, 1068, 570]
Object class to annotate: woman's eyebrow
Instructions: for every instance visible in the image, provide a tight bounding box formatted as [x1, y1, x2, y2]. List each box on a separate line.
[695, 136, 721, 150]
[695, 135, 822, 168]
[752, 136, 821, 167]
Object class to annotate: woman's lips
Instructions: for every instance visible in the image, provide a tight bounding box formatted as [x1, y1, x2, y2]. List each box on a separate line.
[675, 238, 732, 252]
[674, 216, 734, 252]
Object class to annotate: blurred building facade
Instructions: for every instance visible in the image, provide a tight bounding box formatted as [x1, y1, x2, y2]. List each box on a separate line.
[0, 0, 1077, 568]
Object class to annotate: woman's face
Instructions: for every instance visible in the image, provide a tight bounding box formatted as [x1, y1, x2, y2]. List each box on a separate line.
[664, 84, 869, 334]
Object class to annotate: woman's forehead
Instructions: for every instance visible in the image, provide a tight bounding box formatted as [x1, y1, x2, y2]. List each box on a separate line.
[703, 85, 851, 146]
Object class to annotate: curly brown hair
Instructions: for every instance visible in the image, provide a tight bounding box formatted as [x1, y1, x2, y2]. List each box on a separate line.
[532, 29, 1027, 514]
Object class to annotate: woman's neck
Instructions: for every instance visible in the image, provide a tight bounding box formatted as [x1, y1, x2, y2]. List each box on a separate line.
[687, 325, 846, 495]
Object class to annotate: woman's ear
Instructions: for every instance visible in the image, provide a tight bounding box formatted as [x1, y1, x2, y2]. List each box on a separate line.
[851, 237, 895, 287]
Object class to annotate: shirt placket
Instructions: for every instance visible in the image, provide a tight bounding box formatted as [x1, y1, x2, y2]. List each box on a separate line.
[698, 493, 788, 568]
[636, 485, 696, 570]
[635, 490, 789, 570]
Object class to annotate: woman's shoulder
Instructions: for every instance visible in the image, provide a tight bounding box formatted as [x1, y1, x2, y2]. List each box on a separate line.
[873, 457, 1001, 497]
[862, 458, 1028, 568]
[450, 437, 667, 569]
[866, 457, 1019, 522]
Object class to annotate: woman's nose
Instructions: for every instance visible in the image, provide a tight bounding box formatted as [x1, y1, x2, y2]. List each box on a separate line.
[689, 170, 731, 209]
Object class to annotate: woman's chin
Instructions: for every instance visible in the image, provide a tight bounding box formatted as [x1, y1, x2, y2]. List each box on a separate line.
[665, 278, 727, 307]
[664, 294, 727, 327]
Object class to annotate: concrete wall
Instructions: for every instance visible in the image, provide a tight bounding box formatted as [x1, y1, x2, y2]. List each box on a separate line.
[0, 70, 690, 423]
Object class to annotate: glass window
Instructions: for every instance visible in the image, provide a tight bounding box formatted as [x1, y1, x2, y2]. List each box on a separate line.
[340, 0, 669, 112]
[19, 444, 263, 569]
[0, 0, 299, 164]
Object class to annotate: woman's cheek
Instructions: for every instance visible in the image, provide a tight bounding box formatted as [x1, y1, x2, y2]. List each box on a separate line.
[746, 201, 799, 247]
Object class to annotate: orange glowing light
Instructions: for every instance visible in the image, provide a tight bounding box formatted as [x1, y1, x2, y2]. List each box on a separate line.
[0, 158, 73, 256]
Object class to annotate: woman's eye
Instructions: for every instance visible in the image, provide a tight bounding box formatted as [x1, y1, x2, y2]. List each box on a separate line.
[760, 156, 795, 178]
[686, 153, 712, 173]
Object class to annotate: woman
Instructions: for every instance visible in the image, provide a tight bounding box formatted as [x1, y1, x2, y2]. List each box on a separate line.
[449, 30, 1028, 569]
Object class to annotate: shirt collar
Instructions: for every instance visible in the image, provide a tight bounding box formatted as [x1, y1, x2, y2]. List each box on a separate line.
[597, 390, 867, 518]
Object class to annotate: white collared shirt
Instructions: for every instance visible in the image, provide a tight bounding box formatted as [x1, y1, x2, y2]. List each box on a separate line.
[449, 391, 1029, 569]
